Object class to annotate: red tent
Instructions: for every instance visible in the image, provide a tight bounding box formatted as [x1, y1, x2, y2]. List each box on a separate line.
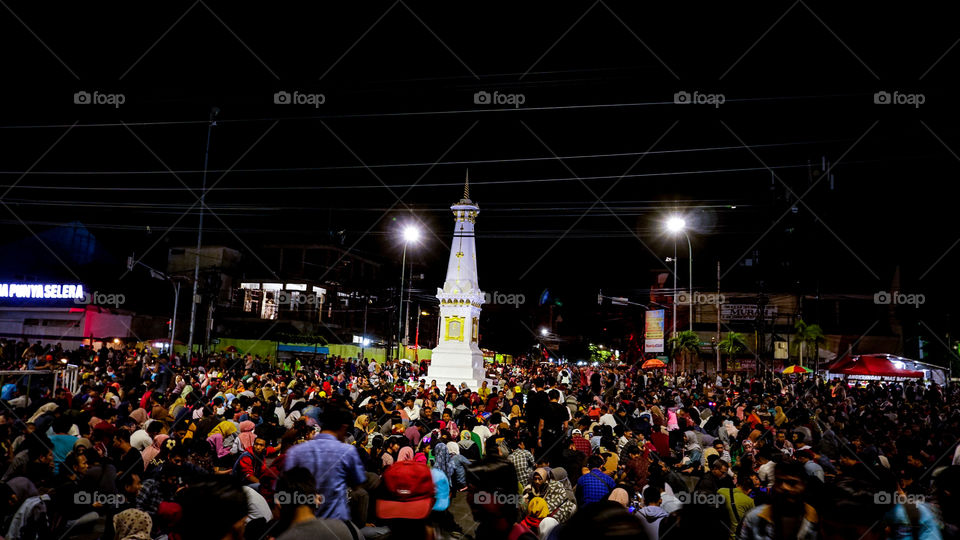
[826, 354, 923, 379]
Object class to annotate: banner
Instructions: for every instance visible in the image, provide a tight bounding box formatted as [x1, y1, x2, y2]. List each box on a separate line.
[644, 309, 665, 353]
[721, 304, 778, 321]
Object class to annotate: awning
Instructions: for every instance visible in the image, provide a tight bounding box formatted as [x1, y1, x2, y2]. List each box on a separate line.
[826, 354, 924, 379]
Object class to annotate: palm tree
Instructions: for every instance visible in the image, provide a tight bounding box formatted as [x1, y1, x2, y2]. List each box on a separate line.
[793, 319, 825, 369]
[718, 332, 748, 372]
[668, 330, 700, 373]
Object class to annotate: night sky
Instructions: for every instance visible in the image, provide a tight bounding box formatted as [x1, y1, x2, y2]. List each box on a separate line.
[1, 2, 958, 353]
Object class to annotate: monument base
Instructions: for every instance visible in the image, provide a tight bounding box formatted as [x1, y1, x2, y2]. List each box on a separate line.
[427, 346, 487, 391]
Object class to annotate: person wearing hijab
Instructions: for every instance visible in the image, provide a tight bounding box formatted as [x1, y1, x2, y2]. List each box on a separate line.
[523, 468, 576, 523]
[678, 431, 703, 474]
[774, 406, 788, 427]
[236, 421, 257, 453]
[128, 408, 149, 427]
[141, 434, 170, 471]
[113, 508, 153, 540]
[607, 487, 629, 507]
[522, 497, 550, 531]
[397, 446, 415, 462]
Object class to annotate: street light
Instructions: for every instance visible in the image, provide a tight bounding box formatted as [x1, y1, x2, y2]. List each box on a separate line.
[397, 224, 421, 360]
[540, 327, 549, 336]
[665, 215, 693, 332]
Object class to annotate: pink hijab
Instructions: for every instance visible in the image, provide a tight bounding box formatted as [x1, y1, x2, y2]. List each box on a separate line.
[398, 447, 415, 462]
[129, 408, 149, 427]
[141, 434, 169, 469]
[206, 433, 230, 459]
[237, 421, 257, 451]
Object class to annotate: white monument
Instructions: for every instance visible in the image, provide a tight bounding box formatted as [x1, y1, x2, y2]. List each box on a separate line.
[426, 175, 487, 390]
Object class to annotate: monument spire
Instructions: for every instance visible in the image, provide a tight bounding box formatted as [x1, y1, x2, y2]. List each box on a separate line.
[427, 179, 486, 390]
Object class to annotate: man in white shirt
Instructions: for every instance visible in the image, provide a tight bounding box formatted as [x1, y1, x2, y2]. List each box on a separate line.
[598, 405, 618, 428]
[402, 397, 420, 422]
[757, 450, 776, 488]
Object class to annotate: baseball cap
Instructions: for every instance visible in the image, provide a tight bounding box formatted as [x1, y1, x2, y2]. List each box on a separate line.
[377, 461, 435, 519]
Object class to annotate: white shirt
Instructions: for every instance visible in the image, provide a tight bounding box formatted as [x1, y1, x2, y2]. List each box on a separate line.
[404, 404, 421, 422]
[758, 460, 776, 488]
[599, 413, 618, 427]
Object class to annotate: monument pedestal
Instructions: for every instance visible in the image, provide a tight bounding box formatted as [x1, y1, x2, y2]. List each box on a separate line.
[427, 344, 487, 390]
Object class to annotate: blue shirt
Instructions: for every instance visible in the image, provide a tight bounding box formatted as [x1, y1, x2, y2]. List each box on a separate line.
[577, 468, 615, 505]
[1, 383, 16, 400]
[49, 434, 77, 475]
[284, 433, 366, 520]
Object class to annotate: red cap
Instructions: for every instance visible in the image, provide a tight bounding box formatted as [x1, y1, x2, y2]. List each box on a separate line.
[376, 461, 434, 519]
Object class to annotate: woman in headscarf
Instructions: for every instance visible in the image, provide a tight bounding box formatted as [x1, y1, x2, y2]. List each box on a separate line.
[128, 408, 148, 427]
[113, 508, 152, 540]
[235, 420, 257, 453]
[607, 487, 629, 507]
[206, 433, 233, 469]
[458, 430, 479, 460]
[26, 402, 58, 425]
[522, 497, 550, 532]
[353, 415, 372, 441]
[397, 446, 415, 462]
[141, 434, 170, 471]
[678, 431, 703, 475]
[432, 442, 456, 484]
[774, 405, 788, 427]
[523, 468, 576, 524]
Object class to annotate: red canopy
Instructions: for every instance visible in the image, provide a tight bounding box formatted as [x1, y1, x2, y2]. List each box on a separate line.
[827, 354, 923, 379]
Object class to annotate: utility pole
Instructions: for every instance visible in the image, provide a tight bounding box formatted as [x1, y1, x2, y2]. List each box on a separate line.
[187, 106, 218, 358]
[360, 292, 369, 361]
[716, 260, 721, 374]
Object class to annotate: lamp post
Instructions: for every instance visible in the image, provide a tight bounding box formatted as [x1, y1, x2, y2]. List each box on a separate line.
[397, 225, 420, 361]
[187, 106, 219, 359]
[666, 217, 693, 332]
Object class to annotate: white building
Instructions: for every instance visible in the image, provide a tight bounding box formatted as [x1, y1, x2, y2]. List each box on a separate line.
[427, 178, 487, 389]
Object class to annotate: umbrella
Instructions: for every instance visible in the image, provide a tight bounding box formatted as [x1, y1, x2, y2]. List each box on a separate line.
[641, 358, 667, 369]
[782, 364, 811, 374]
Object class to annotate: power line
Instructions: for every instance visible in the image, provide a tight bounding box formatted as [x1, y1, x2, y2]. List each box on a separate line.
[0, 93, 865, 130]
[0, 138, 847, 175]
[0, 158, 886, 191]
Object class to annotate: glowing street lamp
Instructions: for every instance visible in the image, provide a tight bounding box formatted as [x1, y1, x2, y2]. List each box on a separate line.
[665, 216, 693, 333]
[397, 224, 422, 360]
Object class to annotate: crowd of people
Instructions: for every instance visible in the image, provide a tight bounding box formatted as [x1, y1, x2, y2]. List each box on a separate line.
[1, 337, 960, 540]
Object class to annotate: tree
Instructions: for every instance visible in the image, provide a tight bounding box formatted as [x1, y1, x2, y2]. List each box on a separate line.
[718, 332, 748, 372]
[588, 344, 612, 364]
[668, 330, 700, 373]
[793, 319, 825, 369]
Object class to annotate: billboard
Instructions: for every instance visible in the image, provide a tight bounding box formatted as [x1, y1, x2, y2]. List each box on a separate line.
[644, 309, 665, 353]
[721, 304, 778, 321]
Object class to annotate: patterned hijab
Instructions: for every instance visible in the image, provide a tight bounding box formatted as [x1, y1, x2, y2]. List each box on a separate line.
[113, 508, 152, 540]
[432, 442, 455, 481]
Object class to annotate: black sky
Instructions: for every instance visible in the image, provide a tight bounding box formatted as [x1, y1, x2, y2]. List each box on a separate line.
[1, 2, 959, 347]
